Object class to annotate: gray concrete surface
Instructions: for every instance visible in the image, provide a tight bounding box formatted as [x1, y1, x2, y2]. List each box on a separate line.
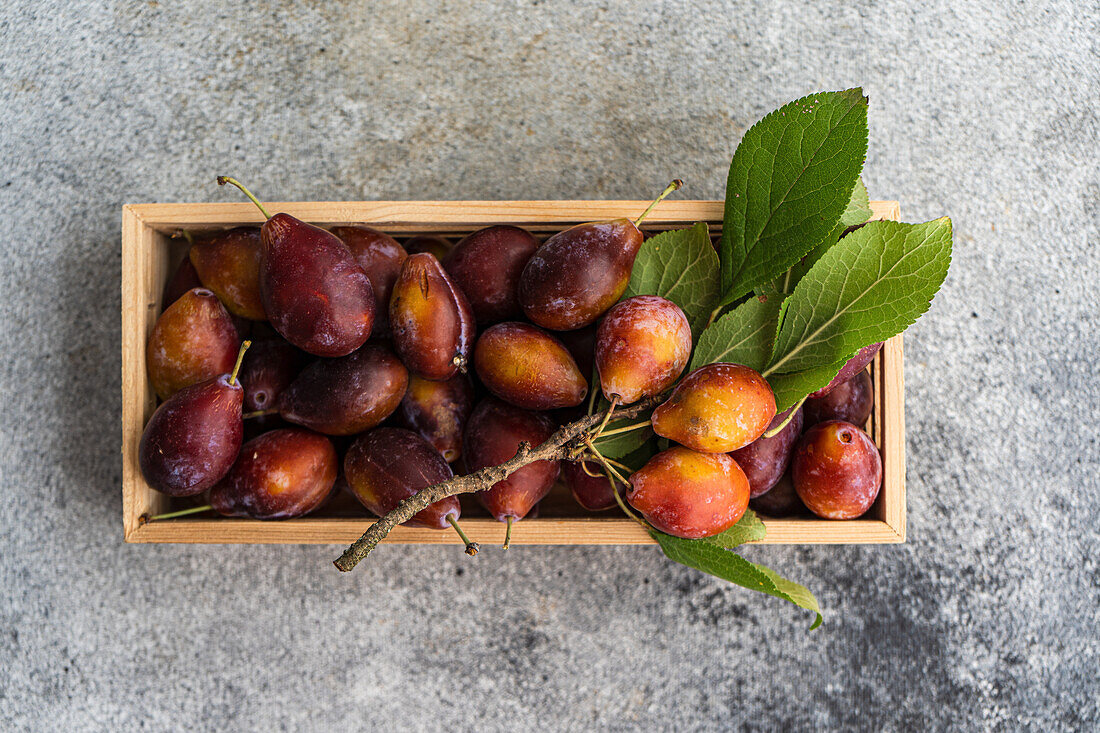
[1, 1, 1097, 730]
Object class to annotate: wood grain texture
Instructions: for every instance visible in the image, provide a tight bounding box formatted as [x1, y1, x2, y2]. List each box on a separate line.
[126, 200, 899, 233]
[121, 206, 169, 538]
[124, 516, 903, 545]
[122, 200, 905, 545]
[881, 335, 907, 540]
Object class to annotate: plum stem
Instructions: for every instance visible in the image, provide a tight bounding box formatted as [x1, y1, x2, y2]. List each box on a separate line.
[580, 461, 604, 479]
[228, 340, 251, 386]
[583, 437, 631, 489]
[446, 515, 480, 556]
[503, 516, 513, 550]
[593, 419, 650, 438]
[610, 480, 648, 528]
[243, 408, 279, 419]
[144, 504, 213, 521]
[601, 457, 634, 473]
[584, 448, 648, 528]
[217, 176, 272, 220]
[585, 365, 600, 416]
[634, 179, 683, 226]
[590, 396, 619, 439]
[762, 396, 806, 438]
[334, 395, 661, 572]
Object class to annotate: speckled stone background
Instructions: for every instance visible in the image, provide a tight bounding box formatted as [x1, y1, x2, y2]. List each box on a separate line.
[1, 1, 1097, 730]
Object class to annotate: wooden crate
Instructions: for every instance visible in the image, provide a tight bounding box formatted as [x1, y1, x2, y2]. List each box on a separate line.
[122, 200, 905, 545]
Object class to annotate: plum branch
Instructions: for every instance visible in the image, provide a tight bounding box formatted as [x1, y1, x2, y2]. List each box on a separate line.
[333, 395, 661, 572]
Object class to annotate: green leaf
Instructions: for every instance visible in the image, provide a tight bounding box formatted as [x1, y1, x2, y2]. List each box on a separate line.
[762, 177, 873, 299]
[589, 417, 651, 459]
[697, 509, 766, 549]
[689, 296, 782, 372]
[619, 439, 657, 471]
[841, 176, 872, 227]
[767, 218, 953, 375]
[589, 396, 654, 459]
[718, 89, 869, 306]
[651, 530, 823, 629]
[766, 358, 850, 412]
[775, 224, 844, 296]
[625, 222, 720, 336]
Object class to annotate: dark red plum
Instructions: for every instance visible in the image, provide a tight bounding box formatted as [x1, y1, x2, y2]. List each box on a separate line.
[147, 288, 240, 400]
[344, 428, 461, 529]
[464, 399, 559, 523]
[749, 473, 806, 517]
[518, 219, 644, 331]
[809, 342, 882, 398]
[805, 369, 873, 427]
[189, 226, 265, 320]
[237, 338, 305, 414]
[562, 460, 617, 511]
[139, 374, 244, 497]
[331, 225, 407, 336]
[209, 428, 337, 519]
[792, 421, 882, 519]
[730, 407, 804, 498]
[442, 225, 540, 323]
[397, 374, 474, 463]
[279, 344, 408, 435]
[163, 253, 203, 306]
[404, 234, 452, 260]
[242, 413, 291, 442]
[258, 212, 376, 357]
[556, 324, 597, 375]
[513, 182, 680, 331]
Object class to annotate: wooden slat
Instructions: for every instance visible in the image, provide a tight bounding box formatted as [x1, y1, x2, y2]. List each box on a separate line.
[881, 336, 907, 540]
[121, 206, 168, 539]
[126, 200, 899, 233]
[122, 199, 906, 545]
[127, 516, 903, 545]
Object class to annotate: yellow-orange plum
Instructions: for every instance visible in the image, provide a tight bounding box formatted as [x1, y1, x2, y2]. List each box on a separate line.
[651, 363, 776, 453]
[626, 447, 749, 539]
[595, 295, 691, 404]
[473, 322, 587, 410]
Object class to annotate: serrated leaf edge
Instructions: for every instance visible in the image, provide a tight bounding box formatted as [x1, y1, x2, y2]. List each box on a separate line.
[720, 88, 870, 306]
[766, 216, 953, 376]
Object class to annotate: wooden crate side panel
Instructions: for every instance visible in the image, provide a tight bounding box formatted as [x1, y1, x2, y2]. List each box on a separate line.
[121, 208, 170, 539]
[121, 207, 147, 539]
[127, 200, 899, 232]
[128, 516, 903, 545]
[881, 336, 906, 540]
